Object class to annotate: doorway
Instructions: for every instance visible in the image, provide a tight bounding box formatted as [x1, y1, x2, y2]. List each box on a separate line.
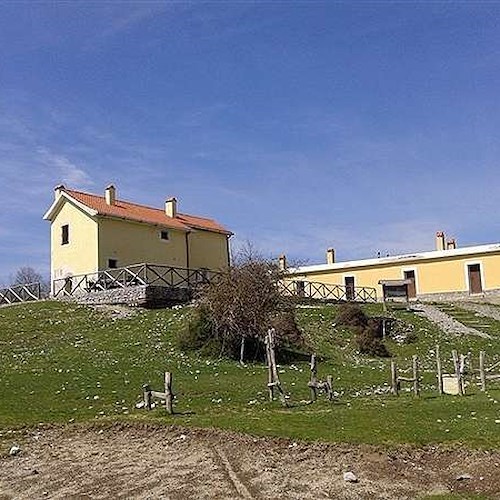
[403, 270, 417, 298]
[345, 276, 355, 301]
[467, 264, 483, 294]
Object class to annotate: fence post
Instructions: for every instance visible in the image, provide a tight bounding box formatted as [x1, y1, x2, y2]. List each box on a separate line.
[412, 355, 420, 396]
[309, 354, 318, 401]
[165, 372, 173, 414]
[452, 350, 464, 396]
[479, 350, 486, 392]
[143, 384, 152, 410]
[326, 375, 333, 401]
[390, 360, 398, 396]
[436, 345, 443, 395]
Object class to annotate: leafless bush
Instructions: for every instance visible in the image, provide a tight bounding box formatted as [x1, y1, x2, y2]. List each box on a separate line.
[193, 256, 303, 361]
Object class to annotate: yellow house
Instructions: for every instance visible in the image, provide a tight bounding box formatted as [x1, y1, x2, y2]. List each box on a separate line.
[283, 232, 500, 301]
[43, 184, 232, 291]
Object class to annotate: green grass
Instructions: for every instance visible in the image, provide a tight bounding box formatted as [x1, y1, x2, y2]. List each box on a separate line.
[0, 300, 499, 448]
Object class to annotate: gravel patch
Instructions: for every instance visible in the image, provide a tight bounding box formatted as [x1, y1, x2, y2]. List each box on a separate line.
[414, 303, 491, 339]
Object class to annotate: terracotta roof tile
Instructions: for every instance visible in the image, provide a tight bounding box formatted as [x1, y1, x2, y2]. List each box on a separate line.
[64, 189, 232, 235]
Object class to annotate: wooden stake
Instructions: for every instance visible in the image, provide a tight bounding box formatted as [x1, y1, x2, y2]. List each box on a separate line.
[436, 345, 443, 395]
[240, 336, 245, 365]
[143, 384, 152, 410]
[452, 350, 464, 396]
[165, 372, 173, 414]
[265, 331, 274, 401]
[326, 375, 333, 401]
[309, 354, 318, 401]
[412, 355, 420, 396]
[390, 360, 398, 396]
[479, 350, 486, 392]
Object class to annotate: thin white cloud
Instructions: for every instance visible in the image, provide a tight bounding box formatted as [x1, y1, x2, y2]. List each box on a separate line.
[38, 149, 94, 188]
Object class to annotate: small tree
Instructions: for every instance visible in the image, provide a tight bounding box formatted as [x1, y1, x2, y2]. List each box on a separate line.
[196, 256, 303, 362]
[12, 266, 43, 285]
[11, 266, 50, 296]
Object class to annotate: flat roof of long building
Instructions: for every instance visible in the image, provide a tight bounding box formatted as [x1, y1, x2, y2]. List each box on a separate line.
[288, 242, 500, 274]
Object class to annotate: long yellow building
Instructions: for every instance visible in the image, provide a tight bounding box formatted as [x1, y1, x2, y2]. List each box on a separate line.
[283, 232, 500, 301]
[43, 184, 232, 291]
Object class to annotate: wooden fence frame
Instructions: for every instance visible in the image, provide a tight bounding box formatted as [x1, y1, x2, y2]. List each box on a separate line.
[52, 263, 218, 298]
[0, 282, 42, 305]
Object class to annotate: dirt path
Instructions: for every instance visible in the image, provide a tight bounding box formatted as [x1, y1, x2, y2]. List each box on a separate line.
[0, 424, 499, 499]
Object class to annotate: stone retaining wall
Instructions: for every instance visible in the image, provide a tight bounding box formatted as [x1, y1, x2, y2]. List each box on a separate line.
[417, 288, 500, 303]
[61, 285, 192, 308]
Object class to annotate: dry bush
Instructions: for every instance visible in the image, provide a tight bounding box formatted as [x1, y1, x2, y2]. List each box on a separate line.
[336, 303, 390, 357]
[192, 257, 303, 361]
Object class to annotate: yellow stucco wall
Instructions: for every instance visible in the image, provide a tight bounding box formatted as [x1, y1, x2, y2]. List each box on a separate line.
[188, 230, 229, 270]
[289, 251, 500, 297]
[97, 217, 188, 269]
[50, 201, 98, 280]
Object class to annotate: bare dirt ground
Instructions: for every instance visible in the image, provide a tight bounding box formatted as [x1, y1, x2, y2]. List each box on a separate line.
[0, 424, 499, 499]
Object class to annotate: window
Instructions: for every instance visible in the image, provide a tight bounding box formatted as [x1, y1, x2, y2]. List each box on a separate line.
[160, 230, 169, 241]
[61, 224, 69, 245]
[108, 259, 118, 269]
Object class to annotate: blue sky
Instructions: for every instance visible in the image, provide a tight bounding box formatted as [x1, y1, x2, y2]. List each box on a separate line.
[1, 1, 500, 284]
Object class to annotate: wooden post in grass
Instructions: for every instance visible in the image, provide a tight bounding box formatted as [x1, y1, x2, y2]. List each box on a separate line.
[326, 375, 334, 401]
[412, 355, 420, 396]
[390, 360, 399, 396]
[309, 354, 318, 401]
[265, 328, 287, 406]
[479, 350, 486, 391]
[165, 372, 173, 414]
[143, 384, 152, 410]
[436, 345, 443, 395]
[265, 333, 274, 401]
[452, 350, 464, 396]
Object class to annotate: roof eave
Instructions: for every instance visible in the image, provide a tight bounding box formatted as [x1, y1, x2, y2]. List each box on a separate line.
[42, 192, 98, 221]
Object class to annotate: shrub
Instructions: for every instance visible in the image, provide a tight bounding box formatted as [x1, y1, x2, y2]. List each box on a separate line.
[192, 256, 304, 361]
[336, 303, 368, 330]
[336, 303, 390, 357]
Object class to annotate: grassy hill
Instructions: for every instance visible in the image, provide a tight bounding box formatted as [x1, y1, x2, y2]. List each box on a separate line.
[0, 300, 499, 448]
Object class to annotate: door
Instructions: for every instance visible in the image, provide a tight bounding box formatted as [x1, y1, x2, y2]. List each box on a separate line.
[468, 264, 483, 294]
[345, 276, 355, 301]
[403, 270, 416, 298]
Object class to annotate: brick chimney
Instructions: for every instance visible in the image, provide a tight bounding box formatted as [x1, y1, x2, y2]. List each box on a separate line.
[105, 184, 116, 206]
[278, 254, 287, 271]
[326, 248, 335, 264]
[435, 231, 446, 251]
[165, 197, 177, 218]
[447, 238, 457, 250]
[54, 184, 65, 200]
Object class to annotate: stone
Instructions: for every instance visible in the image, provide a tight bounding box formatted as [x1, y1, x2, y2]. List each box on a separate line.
[456, 474, 472, 481]
[9, 445, 21, 456]
[343, 471, 358, 483]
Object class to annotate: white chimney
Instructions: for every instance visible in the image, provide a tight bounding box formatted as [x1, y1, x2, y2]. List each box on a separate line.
[435, 231, 446, 251]
[165, 197, 177, 218]
[54, 184, 65, 200]
[326, 248, 335, 264]
[447, 238, 457, 250]
[105, 184, 116, 206]
[278, 254, 287, 271]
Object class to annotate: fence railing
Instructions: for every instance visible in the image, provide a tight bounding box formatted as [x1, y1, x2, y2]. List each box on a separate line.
[278, 279, 377, 303]
[0, 282, 42, 305]
[52, 263, 219, 298]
